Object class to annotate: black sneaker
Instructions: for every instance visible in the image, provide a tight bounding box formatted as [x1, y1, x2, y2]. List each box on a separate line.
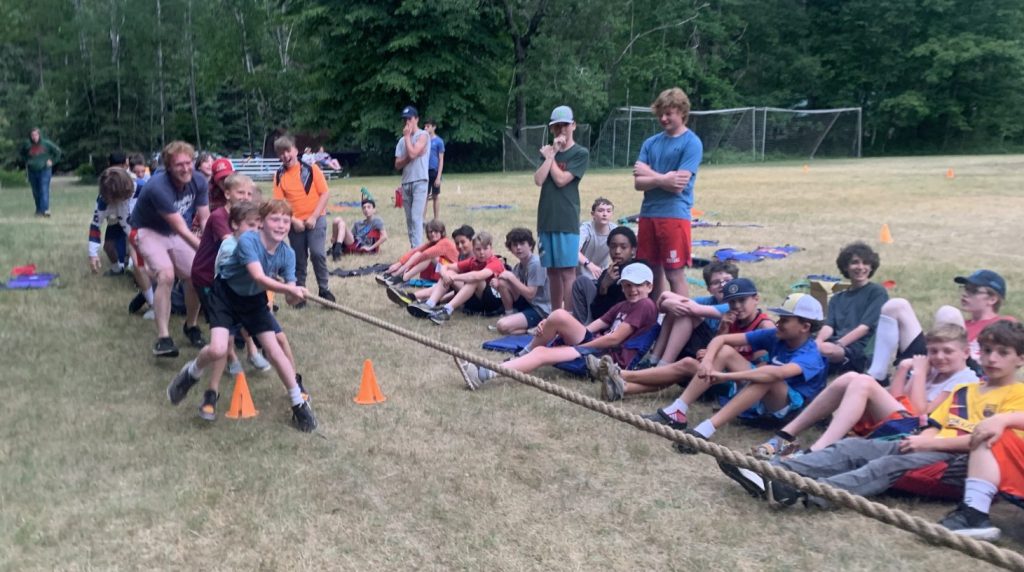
[766, 479, 807, 509]
[153, 336, 179, 358]
[938, 503, 1001, 541]
[183, 324, 206, 348]
[233, 334, 246, 350]
[386, 286, 413, 307]
[320, 289, 336, 303]
[293, 300, 307, 309]
[383, 274, 403, 287]
[330, 242, 343, 262]
[672, 428, 707, 455]
[198, 390, 218, 421]
[374, 273, 393, 286]
[643, 408, 687, 431]
[291, 401, 318, 432]
[717, 460, 766, 499]
[103, 267, 126, 277]
[128, 291, 147, 314]
[167, 361, 199, 405]
[296, 373, 310, 403]
[407, 302, 434, 319]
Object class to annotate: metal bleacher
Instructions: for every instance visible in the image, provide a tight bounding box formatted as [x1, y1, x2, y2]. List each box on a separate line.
[229, 158, 345, 182]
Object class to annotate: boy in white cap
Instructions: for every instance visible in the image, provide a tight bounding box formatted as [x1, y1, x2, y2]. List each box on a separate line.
[644, 293, 828, 453]
[455, 262, 656, 389]
[533, 105, 589, 312]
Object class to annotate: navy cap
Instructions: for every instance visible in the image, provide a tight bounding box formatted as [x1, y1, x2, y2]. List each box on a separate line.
[401, 105, 419, 119]
[721, 278, 758, 302]
[954, 270, 1007, 299]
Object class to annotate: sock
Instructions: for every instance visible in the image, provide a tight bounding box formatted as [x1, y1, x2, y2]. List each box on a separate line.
[187, 359, 204, 379]
[516, 347, 531, 357]
[478, 367, 497, 381]
[963, 478, 998, 514]
[144, 288, 154, 305]
[425, 299, 436, 308]
[776, 430, 796, 442]
[663, 398, 689, 416]
[867, 315, 899, 380]
[443, 304, 454, 315]
[694, 419, 716, 438]
[656, 359, 671, 367]
[288, 385, 304, 406]
[111, 262, 124, 272]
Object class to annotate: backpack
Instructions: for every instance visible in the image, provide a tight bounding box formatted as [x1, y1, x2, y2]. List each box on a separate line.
[274, 161, 314, 194]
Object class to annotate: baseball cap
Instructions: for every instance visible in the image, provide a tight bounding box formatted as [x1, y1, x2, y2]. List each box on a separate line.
[769, 293, 823, 321]
[401, 105, 419, 119]
[954, 270, 1006, 299]
[618, 263, 654, 285]
[721, 278, 758, 302]
[210, 158, 234, 184]
[549, 105, 574, 125]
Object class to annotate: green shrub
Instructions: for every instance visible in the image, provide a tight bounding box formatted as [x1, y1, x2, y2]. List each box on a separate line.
[76, 163, 97, 185]
[0, 168, 25, 188]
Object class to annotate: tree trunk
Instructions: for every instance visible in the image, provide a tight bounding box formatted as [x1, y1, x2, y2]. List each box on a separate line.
[156, 0, 166, 146]
[185, 0, 201, 148]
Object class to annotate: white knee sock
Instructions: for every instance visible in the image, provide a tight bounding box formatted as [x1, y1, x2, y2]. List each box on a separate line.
[867, 314, 899, 380]
[963, 477, 998, 514]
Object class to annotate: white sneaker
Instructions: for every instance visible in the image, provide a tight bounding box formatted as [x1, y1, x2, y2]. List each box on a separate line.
[227, 359, 243, 376]
[143, 309, 155, 320]
[248, 350, 272, 372]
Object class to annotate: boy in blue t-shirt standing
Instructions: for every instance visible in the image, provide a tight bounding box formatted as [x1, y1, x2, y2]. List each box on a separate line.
[424, 118, 445, 221]
[165, 199, 318, 432]
[633, 87, 703, 299]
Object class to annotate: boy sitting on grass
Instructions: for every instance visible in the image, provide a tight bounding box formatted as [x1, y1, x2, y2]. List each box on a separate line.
[330, 198, 388, 260]
[378, 219, 457, 287]
[577, 197, 617, 278]
[571, 226, 637, 324]
[751, 324, 977, 459]
[493, 228, 551, 335]
[719, 321, 1024, 509]
[455, 263, 657, 390]
[643, 293, 827, 454]
[816, 241, 888, 375]
[166, 199, 317, 432]
[599, 277, 775, 401]
[407, 231, 505, 324]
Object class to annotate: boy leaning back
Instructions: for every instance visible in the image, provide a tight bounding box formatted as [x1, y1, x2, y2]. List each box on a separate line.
[166, 199, 317, 432]
[633, 87, 703, 298]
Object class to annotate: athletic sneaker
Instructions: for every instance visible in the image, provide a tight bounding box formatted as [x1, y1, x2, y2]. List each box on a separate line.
[633, 355, 657, 370]
[766, 479, 807, 509]
[407, 302, 434, 319]
[383, 274, 403, 287]
[247, 350, 272, 372]
[319, 289, 336, 303]
[752, 437, 802, 461]
[643, 408, 687, 431]
[198, 390, 218, 421]
[717, 460, 766, 499]
[291, 401, 318, 432]
[672, 428, 707, 455]
[153, 336, 179, 358]
[454, 357, 482, 390]
[167, 361, 199, 405]
[228, 359, 243, 376]
[601, 359, 625, 402]
[183, 324, 206, 348]
[103, 267, 125, 277]
[938, 504, 1001, 541]
[374, 273, 393, 286]
[429, 309, 451, 325]
[296, 373, 310, 402]
[143, 309, 155, 320]
[128, 291, 147, 314]
[386, 286, 413, 307]
[584, 354, 606, 381]
[330, 242, 343, 262]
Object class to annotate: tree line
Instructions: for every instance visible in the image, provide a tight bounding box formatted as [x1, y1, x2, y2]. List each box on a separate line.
[1, 0, 1022, 174]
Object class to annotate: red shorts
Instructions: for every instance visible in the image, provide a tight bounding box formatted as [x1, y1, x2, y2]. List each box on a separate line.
[852, 394, 913, 436]
[636, 217, 691, 270]
[344, 243, 379, 255]
[128, 228, 145, 268]
[992, 431, 1024, 498]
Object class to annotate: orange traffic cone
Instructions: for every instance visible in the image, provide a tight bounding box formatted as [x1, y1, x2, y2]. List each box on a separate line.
[880, 223, 894, 244]
[946, 168, 955, 179]
[353, 359, 386, 404]
[225, 372, 259, 419]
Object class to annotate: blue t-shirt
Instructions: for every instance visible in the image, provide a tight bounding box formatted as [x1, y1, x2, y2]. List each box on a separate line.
[218, 231, 297, 297]
[637, 129, 703, 220]
[428, 136, 445, 171]
[694, 295, 728, 332]
[129, 170, 209, 235]
[745, 328, 827, 400]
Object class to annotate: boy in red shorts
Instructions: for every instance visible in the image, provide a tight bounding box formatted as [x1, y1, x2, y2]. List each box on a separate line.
[632, 87, 703, 298]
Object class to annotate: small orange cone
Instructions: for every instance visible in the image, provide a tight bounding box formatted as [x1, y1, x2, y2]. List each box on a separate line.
[225, 372, 259, 419]
[353, 359, 386, 404]
[880, 223, 894, 244]
[946, 168, 955, 179]
[802, 164, 810, 173]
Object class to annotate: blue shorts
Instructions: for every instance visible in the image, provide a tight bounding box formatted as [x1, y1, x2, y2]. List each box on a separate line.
[538, 231, 579, 269]
[570, 330, 597, 354]
[718, 380, 806, 420]
[512, 297, 545, 328]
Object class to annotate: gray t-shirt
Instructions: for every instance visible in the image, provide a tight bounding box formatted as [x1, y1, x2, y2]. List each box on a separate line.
[824, 282, 888, 349]
[396, 129, 429, 184]
[515, 254, 551, 316]
[578, 220, 617, 275]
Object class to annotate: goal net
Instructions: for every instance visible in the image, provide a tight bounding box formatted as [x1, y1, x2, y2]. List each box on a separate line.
[502, 123, 592, 172]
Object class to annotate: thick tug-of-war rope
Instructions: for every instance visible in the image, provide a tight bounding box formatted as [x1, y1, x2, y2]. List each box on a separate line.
[307, 294, 1024, 571]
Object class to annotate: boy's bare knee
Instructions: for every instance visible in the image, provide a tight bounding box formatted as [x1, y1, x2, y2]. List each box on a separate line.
[882, 297, 911, 316]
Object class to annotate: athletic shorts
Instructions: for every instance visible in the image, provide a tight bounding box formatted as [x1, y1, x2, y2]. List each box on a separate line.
[136, 227, 194, 279]
[827, 342, 867, 376]
[851, 394, 914, 436]
[206, 278, 279, 336]
[993, 431, 1024, 498]
[636, 217, 691, 270]
[570, 330, 598, 353]
[428, 169, 440, 197]
[463, 284, 503, 316]
[717, 380, 806, 423]
[676, 321, 716, 362]
[344, 242, 378, 255]
[538, 231, 579, 269]
[105, 224, 126, 242]
[512, 296, 544, 328]
[128, 228, 145, 268]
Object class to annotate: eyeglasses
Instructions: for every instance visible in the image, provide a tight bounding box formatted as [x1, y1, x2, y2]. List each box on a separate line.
[708, 279, 733, 287]
[961, 284, 992, 296]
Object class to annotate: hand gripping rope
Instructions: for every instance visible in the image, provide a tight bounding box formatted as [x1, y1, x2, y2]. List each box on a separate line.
[307, 294, 1024, 571]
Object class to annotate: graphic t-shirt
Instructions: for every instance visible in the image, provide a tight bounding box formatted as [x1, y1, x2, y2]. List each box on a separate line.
[930, 382, 1024, 439]
[130, 170, 209, 234]
[637, 129, 702, 220]
[595, 298, 658, 366]
[537, 144, 589, 234]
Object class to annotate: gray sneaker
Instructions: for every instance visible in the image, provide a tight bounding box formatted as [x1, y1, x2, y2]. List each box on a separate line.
[429, 309, 452, 325]
[454, 357, 482, 390]
[584, 354, 606, 380]
[407, 301, 434, 319]
[167, 360, 199, 405]
[247, 350, 272, 372]
[227, 359, 243, 376]
[602, 358, 625, 402]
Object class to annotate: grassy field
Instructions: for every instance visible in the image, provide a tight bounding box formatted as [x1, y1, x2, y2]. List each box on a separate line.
[1, 155, 1023, 571]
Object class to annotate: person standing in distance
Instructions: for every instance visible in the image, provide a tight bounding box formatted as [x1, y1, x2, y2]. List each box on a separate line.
[20, 127, 62, 217]
[394, 106, 430, 248]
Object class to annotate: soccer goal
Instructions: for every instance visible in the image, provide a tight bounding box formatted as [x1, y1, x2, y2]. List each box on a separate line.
[502, 123, 592, 172]
[589, 106, 861, 168]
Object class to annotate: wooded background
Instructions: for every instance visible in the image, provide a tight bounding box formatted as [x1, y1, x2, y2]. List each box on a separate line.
[2, 0, 1022, 173]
